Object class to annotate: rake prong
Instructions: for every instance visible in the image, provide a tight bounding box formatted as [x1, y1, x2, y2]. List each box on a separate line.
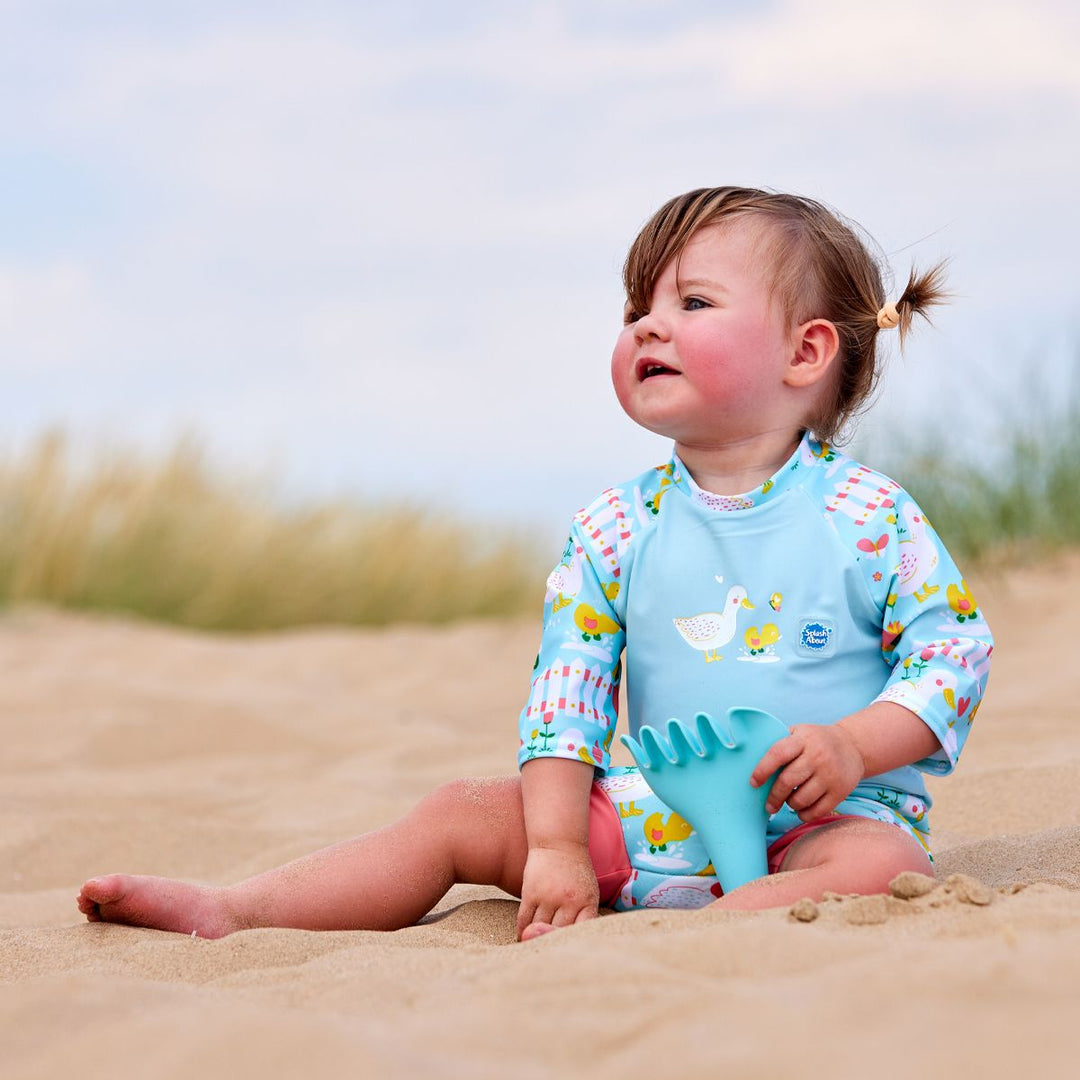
[619, 732, 645, 769]
[694, 712, 725, 756]
[639, 725, 672, 769]
[724, 706, 753, 748]
[666, 718, 702, 761]
[709, 710, 737, 750]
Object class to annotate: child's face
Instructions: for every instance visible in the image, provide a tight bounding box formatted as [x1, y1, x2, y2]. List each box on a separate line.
[611, 222, 798, 448]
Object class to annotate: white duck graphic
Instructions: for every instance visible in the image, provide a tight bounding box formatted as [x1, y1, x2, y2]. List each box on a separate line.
[897, 503, 940, 602]
[879, 666, 959, 714]
[595, 770, 654, 819]
[673, 577, 754, 662]
[545, 544, 585, 611]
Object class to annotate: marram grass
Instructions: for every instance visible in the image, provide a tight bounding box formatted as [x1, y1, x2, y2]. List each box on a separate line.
[868, 394, 1080, 564]
[0, 434, 545, 630]
[3, 411, 1077, 631]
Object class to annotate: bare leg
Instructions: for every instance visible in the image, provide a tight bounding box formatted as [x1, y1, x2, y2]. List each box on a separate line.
[78, 777, 530, 938]
[713, 817, 931, 911]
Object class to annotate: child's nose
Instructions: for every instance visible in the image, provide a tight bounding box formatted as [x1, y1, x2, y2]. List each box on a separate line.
[634, 310, 670, 344]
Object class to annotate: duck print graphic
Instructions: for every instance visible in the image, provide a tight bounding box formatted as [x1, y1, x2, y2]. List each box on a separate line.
[574, 602, 620, 642]
[673, 576, 754, 663]
[643, 811, 693, 853]
[897, 503, 940, 603]
[739, 623, 782, 663]
[544, 541, 585, 613]
[946, 580, 979, 623]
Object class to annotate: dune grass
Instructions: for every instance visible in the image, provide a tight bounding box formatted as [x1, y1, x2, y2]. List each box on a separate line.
[867, 391, 1080, 564]
[2, 401, 1077, 631]
[0, 433, 545, 630]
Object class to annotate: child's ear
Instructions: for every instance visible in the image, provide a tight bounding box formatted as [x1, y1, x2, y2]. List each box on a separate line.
[784, 319, 839, 388]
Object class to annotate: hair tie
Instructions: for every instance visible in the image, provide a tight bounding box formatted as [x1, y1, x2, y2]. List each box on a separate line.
[876, 302, 900, 330]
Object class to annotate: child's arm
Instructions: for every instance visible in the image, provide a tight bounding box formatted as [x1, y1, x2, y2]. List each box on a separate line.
[748, 702, 940, 821]
[516, 757, 599, 940]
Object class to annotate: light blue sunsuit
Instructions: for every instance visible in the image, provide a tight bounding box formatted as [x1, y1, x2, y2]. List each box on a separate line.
[518, 433, 993, 910]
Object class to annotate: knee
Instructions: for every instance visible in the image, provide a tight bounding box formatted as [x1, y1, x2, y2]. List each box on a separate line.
[786, 819, 932, 896]
[851, 828, 932, 894]
[416, 776, 527, 893]
[419, 776, 522, 827]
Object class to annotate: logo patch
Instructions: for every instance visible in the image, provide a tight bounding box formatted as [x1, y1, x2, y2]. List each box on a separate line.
[797, 619, 835, 656]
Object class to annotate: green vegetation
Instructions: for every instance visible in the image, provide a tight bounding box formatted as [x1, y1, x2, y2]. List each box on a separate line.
[3, 397, 1078, 631]
[0, 434, 545, 630]
[873, 393, 1080, 563]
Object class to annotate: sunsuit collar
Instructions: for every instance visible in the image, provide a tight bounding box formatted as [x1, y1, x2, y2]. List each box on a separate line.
[670, 431, 835, 512]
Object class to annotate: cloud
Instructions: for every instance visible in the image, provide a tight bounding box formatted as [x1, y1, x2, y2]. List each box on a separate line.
[0, 261, 115, 371]
[0, 0, 1077, 520]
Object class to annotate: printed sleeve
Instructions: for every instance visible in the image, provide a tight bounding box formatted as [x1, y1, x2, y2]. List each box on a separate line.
[869, 494, 993, 775]
[517, 523, 624, 774]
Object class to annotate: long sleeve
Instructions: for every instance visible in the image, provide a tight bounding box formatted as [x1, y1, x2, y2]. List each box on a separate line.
[863, 493, 993, 774]
[517, 524, 625, 774]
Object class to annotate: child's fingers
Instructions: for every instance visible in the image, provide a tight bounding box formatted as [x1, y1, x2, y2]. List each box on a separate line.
[785, 776, 826, 812]
[516, 899, 543, 939]
[764, 757, 814, 813]
[750, 735, 801, 787]
[551, 903, 585, 928]
[515, 906, 533, 939]
[548, 906, 571, 929]
[796, 793, 839, 823]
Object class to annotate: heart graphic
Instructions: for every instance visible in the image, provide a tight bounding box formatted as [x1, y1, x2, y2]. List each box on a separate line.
[957, 696, 971, 717]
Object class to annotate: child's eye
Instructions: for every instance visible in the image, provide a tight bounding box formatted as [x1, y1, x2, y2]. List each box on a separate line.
[683, 296, 709, 311]
[623, 307, 645, 325]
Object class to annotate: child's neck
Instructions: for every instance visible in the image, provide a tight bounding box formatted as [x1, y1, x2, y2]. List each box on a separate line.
[675, 428, 803, 496]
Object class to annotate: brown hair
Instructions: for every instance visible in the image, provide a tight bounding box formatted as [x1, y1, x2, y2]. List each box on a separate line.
[622, 187, 949, 443]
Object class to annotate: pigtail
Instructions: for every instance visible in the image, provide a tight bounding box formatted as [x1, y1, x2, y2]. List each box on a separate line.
[888, 261, 951, 348]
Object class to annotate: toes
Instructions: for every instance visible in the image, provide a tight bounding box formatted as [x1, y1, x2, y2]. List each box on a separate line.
[79, 875, 127, 906]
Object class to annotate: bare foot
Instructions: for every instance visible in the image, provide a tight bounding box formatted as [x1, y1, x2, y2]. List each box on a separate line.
[77, 874, 241, 939]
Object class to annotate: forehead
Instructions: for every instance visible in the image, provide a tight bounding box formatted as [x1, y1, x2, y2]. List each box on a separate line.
[673, 219, 776, 290]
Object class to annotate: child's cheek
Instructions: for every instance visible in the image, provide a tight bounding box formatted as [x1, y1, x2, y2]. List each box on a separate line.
[610, 334, 636, 398]
[689, 323, 778, 402]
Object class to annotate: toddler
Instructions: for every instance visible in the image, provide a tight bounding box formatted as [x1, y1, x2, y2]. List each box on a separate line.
[78, 187, 993, 942]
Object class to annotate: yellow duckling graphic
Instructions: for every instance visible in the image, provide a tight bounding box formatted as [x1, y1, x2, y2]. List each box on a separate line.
[769, 592, 782, 612]
[743, 623, 781, 656]
[574, 602, 620, 642]
[645, 476, 673, 516]
[946, 580, 980, 623]
[643, 811, 693, 853]
[575, 725, 615, 766]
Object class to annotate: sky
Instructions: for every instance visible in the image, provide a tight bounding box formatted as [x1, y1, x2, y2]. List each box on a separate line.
[2, 0, 1078, 540]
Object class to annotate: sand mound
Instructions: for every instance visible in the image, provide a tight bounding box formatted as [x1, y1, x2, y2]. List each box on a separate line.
[2, 557, 1078, 1078]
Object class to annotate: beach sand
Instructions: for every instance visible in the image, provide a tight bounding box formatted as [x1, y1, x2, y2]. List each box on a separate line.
[3, 556, 1078, 1078]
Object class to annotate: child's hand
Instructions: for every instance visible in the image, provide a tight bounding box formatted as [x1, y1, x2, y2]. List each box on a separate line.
[516, 844, 599, 942]
[750, 724, 865, 822]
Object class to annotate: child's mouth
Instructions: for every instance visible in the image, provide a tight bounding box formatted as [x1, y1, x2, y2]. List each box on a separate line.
[639, 361, 679, 381]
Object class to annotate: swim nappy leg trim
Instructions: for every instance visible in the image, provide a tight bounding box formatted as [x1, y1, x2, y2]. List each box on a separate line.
[587, 782, 633, 906]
